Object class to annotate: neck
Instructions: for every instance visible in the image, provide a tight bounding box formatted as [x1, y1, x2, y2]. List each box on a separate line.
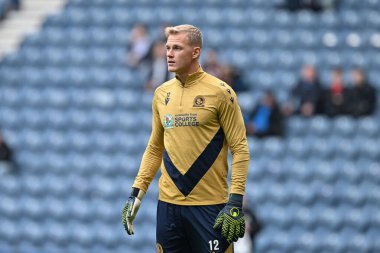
[176, 62, 199, 84]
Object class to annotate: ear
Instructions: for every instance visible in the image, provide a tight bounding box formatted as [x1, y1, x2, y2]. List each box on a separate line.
[192, 47, 201, 59]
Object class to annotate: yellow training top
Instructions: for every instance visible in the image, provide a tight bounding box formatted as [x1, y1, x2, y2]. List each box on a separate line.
[132, 67, 250, 205]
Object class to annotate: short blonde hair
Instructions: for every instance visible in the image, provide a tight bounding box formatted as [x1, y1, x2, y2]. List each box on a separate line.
[165, 24, 203, 48]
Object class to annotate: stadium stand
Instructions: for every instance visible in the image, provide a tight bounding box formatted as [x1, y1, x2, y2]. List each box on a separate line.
[0, 0, 379, 252]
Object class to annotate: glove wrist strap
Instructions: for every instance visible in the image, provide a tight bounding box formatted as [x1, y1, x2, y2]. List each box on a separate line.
[228, 193, 243, 208]
[131, 187, 146, 200]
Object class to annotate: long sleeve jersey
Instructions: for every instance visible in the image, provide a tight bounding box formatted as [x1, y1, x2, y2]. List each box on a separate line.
[132, 67, 250, 205]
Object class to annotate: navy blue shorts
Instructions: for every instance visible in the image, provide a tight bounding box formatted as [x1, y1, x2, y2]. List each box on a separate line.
[156, 200, 233, 253]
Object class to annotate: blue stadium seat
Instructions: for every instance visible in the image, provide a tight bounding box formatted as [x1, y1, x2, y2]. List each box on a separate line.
[249, 28, 271, 48]
[366, 10, 380, 28]
[248, 50, 272, 69]
[286, 137, 311, 158]
[286, 117, 309, 136]
[357, 117, 379, 137]
[335, 137, 358, 159]
[342, 228, 372, 253]
[0, 107, 23, 129]
[295, 11, 317, 28]
[361, 159, 380, 184]
[323, 232, 345, 253]
[294, 29, 319, 48]
[337, 160, 362, 183]
[290, 205, 316, 229]
[339, 10, 362, 28]
[289, 181, 317, 205]
[272, 49, 297, 69]
[222, 8, 248, 27]
[247, 154, 266, 181]
[358, 137, 380, 159]
[308, 116, 331, 136]
[272, 10, 293, 28]
[254, 227, 275, 252]
[246, 8, 272, 27]
[288, 157, 314, 182]
[202, 27, 224, 48]
[319, 10, 338, 28]
[64, 7, 90, 26]
[262, 138, 285, 159]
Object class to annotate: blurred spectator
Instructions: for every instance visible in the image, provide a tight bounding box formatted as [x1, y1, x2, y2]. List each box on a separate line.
[345, 68, 377, 117]
[144, 40, 171, 92]
[0, 133, 13, 174]
[10, 0, 21, 10]
[202, 49, 248, 93]
[234, 197, 262, 253]
[245, 90, 284, 138]
[0, 0, 21, 20]
[278, 0, 339, 12]
[125, 23, 152, 68]
[221, 64, 249, 93]
[284, 64, 323, 117]
[323, 67, 348, 117]
[202, 49, 225, 80]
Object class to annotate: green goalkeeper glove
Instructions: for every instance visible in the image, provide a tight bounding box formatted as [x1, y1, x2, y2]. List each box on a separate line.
[122, 187, 145, 235]
[213, 194, 245, 243]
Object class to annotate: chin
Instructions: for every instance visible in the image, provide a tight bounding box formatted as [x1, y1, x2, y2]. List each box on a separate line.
[167, 67, 176, 73]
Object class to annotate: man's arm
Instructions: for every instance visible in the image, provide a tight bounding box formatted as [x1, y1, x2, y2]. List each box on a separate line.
[213, 85, 250, 243]
[122, 89, 164, 235]
[217, 87, 250, 195]
[132, 90, 165, 192]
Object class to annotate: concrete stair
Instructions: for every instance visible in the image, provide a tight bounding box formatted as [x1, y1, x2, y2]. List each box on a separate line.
[0, 0, 66, 58]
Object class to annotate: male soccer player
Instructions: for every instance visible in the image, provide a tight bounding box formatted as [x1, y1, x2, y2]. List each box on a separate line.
[122, 24, 250, 253]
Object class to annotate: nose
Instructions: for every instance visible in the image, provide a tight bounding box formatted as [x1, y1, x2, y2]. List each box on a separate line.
[167, 49, 173, 58]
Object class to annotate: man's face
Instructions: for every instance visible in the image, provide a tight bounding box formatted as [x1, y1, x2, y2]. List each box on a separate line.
[166, 33, 197, 74]
[302, 65, 315, 82]
[352, 70, 364, 86]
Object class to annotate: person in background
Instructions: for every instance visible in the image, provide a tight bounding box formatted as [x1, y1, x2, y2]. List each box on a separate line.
[144, 40, 172, 92]
[284, 64, 323, 117]
[10, 0, 21, 10]
[221, 64, 249, 94]
[0, 133, 14, 174]
[202, 49, 225, 80]
[246, 90, 284, 138]
[125, 23, 152, 68]
[278, 0, 339, 12]
[323, 67, 348, 117]
[346, 68, 377, 117]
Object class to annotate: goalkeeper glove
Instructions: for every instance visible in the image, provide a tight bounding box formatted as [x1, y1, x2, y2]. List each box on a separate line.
[213, 193, 245, 243]
[122, 187, 145, 235]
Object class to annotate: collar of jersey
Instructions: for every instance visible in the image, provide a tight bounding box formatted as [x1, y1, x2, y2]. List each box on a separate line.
[175, 66, 206, 88]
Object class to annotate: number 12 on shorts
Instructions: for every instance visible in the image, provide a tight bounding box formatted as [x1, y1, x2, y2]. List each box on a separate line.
[208, 239, 219, 251]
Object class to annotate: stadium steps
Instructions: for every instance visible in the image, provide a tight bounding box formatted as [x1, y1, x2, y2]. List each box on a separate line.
[0, 0, 66, 58]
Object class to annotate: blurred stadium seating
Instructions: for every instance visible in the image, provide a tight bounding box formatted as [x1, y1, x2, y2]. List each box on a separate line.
[0, 0, 379, 252]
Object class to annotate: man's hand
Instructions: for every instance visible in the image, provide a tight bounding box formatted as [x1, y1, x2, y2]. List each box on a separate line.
[122, 187, 145, 235]
[213, 194, 245, 243]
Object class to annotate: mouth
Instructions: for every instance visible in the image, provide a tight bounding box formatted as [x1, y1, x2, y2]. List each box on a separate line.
[167, 60, 175, 65]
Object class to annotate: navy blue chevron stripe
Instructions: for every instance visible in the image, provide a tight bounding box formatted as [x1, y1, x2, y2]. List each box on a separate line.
[163, 128, 225, 196]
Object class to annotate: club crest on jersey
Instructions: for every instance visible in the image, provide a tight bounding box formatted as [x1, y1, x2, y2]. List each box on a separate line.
[163, 114, 173, 129]
[193, 95, 205, 107]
